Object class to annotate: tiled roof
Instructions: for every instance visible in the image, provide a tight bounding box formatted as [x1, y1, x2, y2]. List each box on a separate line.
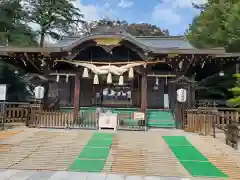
[136, 36, 195, 49]
[50, 35, 195, 49]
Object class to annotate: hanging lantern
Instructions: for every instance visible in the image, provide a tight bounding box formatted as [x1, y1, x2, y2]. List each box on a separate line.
[65, 74, 69, 83]
[107, 73, 112, 84]
[155, 77, 159, 85]
[82, 67, 89, 78]
[93, 74, 99, 84]
[128, 67, 134, 79]
[56, 74, 60, 82]
[219, 71, 224, 77]
[118, 75, 124, 86]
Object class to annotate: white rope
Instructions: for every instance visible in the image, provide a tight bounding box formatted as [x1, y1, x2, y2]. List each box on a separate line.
[65, 61, 144, 75]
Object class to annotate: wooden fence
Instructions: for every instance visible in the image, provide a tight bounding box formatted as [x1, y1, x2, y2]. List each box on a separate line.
[28, 109, 146, 130]
[29, 109, 97, 129]
[29, 110, 74, 128]
[0, 102, 30, 123]
[184, 108, 240, 136]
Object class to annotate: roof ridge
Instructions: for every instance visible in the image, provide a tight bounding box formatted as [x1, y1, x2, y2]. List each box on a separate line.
[135, 36, 185, 39]
[61, 35, 186, 40]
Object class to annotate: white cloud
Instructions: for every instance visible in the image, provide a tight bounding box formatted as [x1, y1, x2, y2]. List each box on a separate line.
[152, 5, 181, 25]
[72, 1, 119, 21]
[163, 0, 207, 9]
[71, 1, 101, 22]
[118, 0, 134, 8]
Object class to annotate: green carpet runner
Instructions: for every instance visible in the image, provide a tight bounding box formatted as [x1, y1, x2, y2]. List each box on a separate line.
[163, 136, 228, 178]
[147, 110, 175, 128]
[68, 133, 114, 172]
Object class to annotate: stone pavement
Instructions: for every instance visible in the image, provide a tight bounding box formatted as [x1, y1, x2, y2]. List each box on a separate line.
[0, 169, 203, 180]
[0, 128, 238, 179]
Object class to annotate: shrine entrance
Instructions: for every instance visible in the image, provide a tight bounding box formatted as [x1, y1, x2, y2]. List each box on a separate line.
[91, 74, 141, 108]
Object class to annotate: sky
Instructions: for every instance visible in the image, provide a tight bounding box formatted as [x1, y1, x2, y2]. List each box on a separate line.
[72, 0, 207, 35]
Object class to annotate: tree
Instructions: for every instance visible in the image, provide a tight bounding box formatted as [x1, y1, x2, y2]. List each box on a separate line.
[186, 1, 239, 51]
[196, 69, 236, 100]
[85, 19, 169, 36]
[0, 0, 38, 46]
[127, 23, 169, 36]
[228, 74, 240, 107]
[0, 61, 33, 101]
[22, 0, 84, 47]
[186, 1, 239, 101]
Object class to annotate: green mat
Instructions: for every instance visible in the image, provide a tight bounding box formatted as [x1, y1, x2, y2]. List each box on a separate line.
[68, 132, 114, 172]
[170, 146, 208, 161]
[181, 161, 228, 177]
[78, 147, 110, 159]
[86, 139, 113, 147]
[163, 136, 228, 178]
[163, 136, 193, 146]
[147, 110, 175, 128]
[68, 159, 106, 172]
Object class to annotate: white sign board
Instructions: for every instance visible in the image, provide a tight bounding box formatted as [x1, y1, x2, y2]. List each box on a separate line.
[99, 112, 117, 131]
[177, 88, 187, 103]
[34, 86, 45, 99]
[164, 94, 169, 109]
[0, 84, 7, 101]
[133, 112, 145, 121]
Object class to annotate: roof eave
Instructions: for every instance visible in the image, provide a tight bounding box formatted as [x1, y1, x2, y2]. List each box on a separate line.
[0, 46, 62, 53]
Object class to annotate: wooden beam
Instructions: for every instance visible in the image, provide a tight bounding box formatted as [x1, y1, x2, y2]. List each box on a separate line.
[48, 73, 76, 76]
[55, 59, 165, 65]
[147, 74, 176, 77]
[24, 52, 41, 73]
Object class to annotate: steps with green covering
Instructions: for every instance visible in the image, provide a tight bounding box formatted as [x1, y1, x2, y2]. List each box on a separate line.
[147, 110, 175, 128]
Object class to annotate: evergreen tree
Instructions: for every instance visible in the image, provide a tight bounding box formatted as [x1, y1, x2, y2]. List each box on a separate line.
[228, 74, 240, 107]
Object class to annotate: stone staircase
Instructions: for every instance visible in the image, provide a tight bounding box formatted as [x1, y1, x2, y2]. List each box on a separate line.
[147, 109, 176, 128]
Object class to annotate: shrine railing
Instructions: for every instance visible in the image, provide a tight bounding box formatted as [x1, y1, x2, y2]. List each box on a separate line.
[27, 108, 146, 131]
[184, 108, 240, 136]
[0, 102, 30, 124]
[117, 111, 146, 131]
[28, 109, 97, 129]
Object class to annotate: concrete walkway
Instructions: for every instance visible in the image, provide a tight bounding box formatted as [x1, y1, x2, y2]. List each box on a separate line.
[0, 169, 202, 180]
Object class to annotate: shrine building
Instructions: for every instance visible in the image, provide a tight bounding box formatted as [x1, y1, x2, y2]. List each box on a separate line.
[1, 26, 239, 128]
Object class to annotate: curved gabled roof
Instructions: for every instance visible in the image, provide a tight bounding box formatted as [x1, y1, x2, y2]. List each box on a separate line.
[50, 34, 232, 55]
[52, 34, 194, 50]
[55, 32, 153, 52]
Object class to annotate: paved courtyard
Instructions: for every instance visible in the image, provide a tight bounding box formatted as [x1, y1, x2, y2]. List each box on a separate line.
[0, 128, 239, 179]
[0, 169, 199, 180]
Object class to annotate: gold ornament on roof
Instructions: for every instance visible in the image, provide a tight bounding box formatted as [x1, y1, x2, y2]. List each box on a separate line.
[94, 38, 121, 46]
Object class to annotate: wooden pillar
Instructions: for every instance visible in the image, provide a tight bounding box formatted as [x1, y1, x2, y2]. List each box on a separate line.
[141, 73, 147, 111]
[74, 75, 80, 117]
[191, 85, 196, 108]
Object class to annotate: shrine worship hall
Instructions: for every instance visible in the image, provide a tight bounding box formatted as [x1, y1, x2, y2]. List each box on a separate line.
[0, 26, 240, 131]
